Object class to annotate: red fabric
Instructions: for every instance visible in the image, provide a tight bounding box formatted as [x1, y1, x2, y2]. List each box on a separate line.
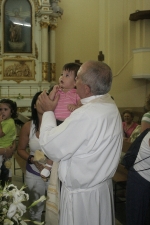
[122, 122, 138, 138]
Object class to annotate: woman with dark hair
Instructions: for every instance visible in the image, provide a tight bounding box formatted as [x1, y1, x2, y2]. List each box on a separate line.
[122, 109, 138, 139]
[17, 91, 49, 222]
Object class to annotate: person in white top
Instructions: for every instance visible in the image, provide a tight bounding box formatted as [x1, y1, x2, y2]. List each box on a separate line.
[126, 131, 150, 225]
[38, 60, 123, 225]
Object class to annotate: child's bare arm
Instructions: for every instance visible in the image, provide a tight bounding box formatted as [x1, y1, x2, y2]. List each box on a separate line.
[0, 116, 5, 137]
[49, 85, 60, 100]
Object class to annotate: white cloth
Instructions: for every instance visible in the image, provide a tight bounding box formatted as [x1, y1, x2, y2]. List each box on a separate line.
[39, 94, 123, 225]
[134, 131, 150, 181]
[25, 121, 49, 221]
[45, 162, 60, 225]
[28, 121, 44, 173]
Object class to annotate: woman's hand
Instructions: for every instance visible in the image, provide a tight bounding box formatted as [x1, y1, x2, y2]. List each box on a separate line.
[34, 161, 45, 172]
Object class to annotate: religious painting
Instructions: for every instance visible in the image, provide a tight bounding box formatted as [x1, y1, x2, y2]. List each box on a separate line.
[3, 0, 32, 53]
[2, 58, 35, 83]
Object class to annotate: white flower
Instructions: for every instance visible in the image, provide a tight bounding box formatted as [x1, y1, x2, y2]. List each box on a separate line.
[0, 184, 46, 225]
[3, 207, 8, 214]
[7, 204, 17, 219]
[20, 221, 28, 225]
[28, 195, 46, 209]
[1, 201, 8, 206]
[3, 218, 14, 225]
[33, 221, 45, 225]
[7, 202, 26, 219]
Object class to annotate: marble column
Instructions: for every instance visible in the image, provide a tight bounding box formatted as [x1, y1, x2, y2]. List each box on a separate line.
[49, 25, 56, 82]
[41, 22, 49, 81]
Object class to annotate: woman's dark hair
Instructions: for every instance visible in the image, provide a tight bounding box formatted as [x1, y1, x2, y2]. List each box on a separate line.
[0, 99, 18, 118]
[122, 109, 134, 119]
[31, 91, 42, 132]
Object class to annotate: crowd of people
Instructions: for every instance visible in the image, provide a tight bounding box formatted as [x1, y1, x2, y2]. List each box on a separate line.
[0, 60, 150, 225]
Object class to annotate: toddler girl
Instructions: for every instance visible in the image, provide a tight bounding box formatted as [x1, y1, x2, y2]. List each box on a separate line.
[0, 99, 17, 186]
[38, 63, 81, 179]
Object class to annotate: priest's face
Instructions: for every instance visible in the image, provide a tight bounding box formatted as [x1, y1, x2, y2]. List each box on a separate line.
[76, 63, 92, 99]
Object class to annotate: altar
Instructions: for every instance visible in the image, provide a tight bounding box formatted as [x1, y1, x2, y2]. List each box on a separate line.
[0, 0, 63, 113]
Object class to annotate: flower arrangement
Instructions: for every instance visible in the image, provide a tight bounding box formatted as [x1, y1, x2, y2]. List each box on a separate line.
[0, 184, 46, 225]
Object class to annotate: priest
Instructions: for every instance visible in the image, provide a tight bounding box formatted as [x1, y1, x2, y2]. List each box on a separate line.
[38, 60, 123, 225]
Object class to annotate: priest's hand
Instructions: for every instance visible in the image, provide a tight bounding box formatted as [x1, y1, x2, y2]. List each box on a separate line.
[38, 90, 60, 112]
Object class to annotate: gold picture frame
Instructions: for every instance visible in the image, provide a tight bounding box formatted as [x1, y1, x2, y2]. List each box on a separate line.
[2, 58, 35, 83]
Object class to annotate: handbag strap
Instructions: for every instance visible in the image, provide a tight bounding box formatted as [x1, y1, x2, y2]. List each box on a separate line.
[130, 155, 150, 172]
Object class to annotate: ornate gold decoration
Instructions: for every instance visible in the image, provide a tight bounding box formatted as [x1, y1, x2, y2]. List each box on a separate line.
[2, 58, 35, 83]
[35, 43, 38, 59]
[50, 24, 56, 30]
[17, 107, 29, 113]
[42, 62, 48, 81]
[33, 0, 40, 13]
[16, 93, 24, 100]
[40, 21, 50, 28]
[50, 63, 56, 82]
[49, 17, 58, 27]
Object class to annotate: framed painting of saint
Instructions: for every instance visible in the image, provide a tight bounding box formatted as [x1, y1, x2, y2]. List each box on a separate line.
[3, 0, 32, 53]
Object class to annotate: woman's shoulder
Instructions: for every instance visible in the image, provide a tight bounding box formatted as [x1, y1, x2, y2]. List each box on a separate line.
[22, 120, 32, 130]
[142, 111, 150, 121]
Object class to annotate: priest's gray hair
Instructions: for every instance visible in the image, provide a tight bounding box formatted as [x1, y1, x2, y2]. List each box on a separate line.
[81, 61, 112, 95]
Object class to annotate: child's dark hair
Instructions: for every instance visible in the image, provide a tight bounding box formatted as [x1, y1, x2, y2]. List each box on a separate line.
[62, 63, 80, 79]
[0, 99, 18, 118]
[31, 91, 42, 132]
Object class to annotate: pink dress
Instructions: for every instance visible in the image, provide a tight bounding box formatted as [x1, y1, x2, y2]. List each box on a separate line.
[54, 89, 80, 121]
[122, 122, 138, 138]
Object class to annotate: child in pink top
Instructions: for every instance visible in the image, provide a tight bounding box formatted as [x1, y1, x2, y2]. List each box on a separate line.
[40, 63, 81, 178]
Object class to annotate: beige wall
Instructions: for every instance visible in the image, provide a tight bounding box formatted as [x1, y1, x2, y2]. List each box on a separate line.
[55, 0, 150, 109]
[55, 0, 99, 76]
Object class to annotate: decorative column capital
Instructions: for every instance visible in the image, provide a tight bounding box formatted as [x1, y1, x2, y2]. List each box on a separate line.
[42, 62, 48, 81]
[50, 24, 57, 30]
[40, 21, 50, 28]
[50, 63, 56, 82]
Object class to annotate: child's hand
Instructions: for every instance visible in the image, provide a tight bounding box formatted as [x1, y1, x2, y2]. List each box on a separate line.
[67, 104, 78, 112]
[4, 146, 15, 158]
[0, 114, 3, 122]
[53, 85, 60, 92]
[49, 85, 60, 100]
[4, 160, 12, 169]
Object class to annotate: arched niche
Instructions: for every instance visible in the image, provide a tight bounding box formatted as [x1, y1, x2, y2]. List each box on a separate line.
[1, 0, 35, 56]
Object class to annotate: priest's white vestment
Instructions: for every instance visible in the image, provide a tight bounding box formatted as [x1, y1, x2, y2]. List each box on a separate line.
[39, 94, 123, 225]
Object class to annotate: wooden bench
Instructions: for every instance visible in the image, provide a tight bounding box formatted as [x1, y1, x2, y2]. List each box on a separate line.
[113, 140, 131, 210]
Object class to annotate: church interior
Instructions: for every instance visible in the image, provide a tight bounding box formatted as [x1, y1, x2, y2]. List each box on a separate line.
[0, 0, 150, 225]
